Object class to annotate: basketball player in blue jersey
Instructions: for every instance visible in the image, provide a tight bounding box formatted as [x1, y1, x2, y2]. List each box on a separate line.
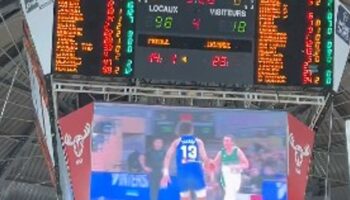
[160, 121, 210, 200]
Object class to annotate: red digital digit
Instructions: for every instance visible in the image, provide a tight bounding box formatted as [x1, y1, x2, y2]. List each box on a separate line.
[212, 56, 228, 68]
[207, 0, 215, 5]
[212, 56, 220, 67]
[171, 54, 178, 64]
[148, 52, 162, 64]
[186, 0, 215, 5]
[192, 18, 201, 30]
[220, 56, 228, 67]
[198, 0, 205, 5]
[102, 59, 113, 74]
[102, 66, 112, 74]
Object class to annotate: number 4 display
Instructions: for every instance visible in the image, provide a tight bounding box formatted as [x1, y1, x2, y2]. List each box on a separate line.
[192, 18, 201, 30]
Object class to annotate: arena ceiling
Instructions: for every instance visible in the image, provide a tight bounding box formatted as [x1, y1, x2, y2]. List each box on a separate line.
[0, 0, 57, 199]
[0, 0, 349, 199]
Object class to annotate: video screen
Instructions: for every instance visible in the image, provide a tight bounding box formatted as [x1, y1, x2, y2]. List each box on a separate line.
[90, 103, 288, 200]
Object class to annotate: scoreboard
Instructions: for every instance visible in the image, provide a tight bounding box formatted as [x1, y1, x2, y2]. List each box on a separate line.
[135, 0, 256, 84]
[52, 0, 334, 87]
[53, 0, 135, 76]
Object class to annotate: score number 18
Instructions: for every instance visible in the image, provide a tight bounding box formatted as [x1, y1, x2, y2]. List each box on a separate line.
[233, 21, 247, 33]
[220, 20, 247, 33]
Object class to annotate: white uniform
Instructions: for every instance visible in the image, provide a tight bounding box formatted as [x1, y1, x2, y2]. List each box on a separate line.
[220, 148, 242, 200]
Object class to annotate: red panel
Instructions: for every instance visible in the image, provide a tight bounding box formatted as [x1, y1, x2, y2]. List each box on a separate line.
[287, 114, 315, 200]
[59, 103, 94, 200]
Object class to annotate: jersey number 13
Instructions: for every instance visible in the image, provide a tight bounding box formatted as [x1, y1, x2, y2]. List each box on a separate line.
[181, 145, 198, 160]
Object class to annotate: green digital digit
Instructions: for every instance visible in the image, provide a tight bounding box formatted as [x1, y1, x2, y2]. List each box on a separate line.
[233, 21, 237, 32]
[238, 21, 247, 33]
[155, 16, 163, 28]
[155, 16, 173, 29]
[164, 17, 173, 29]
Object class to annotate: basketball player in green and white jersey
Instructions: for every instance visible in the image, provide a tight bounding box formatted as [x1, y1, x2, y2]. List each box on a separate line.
[213, 135, 249, 200]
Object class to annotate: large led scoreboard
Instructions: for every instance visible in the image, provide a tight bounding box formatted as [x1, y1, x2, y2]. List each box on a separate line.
[53, 0, 135, 76]
[135, 0, 256, 84]
[52, 0, 334, 87]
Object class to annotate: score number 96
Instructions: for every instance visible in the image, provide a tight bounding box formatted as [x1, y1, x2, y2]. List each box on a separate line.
[155, 16, 173, 29]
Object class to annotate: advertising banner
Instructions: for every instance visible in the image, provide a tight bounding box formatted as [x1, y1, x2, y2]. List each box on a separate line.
[59, 103, 94, 200]
[287, 114, 315, 200]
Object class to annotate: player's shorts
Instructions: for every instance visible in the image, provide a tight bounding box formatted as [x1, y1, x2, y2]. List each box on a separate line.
[177, 163, 206, 194]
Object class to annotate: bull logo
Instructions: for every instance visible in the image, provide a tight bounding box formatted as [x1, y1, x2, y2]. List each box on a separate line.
[289, 133, 310, 175]
[63, 123, 91, 165]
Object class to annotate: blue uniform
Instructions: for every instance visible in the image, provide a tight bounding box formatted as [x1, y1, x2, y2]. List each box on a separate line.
[176, 135, 206, 192]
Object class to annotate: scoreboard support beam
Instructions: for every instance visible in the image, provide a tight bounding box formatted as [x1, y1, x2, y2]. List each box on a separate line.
[309, 93, 332, 129]
[52, 80, 325, 106]
[51, 79, 328, 129]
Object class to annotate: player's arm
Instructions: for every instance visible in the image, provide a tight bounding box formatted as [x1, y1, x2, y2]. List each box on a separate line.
[237, 148, 249, 169]
[207, 151, 221, 182]
[162, 138, 180, 176]
[213, 151, 221, 170]
[160, 139, 179, 188]
[197, 138, 210, 164]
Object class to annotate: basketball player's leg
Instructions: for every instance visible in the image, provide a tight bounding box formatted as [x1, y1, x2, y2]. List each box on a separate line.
[223, 177, 233, 200]
[222, 166, 236, 200]
[178, 175, 192, 200]
[232, 173, 242, 193]
[179, 191, 191, 200]
[193, 171, 207, 200]
[222, 170, 242, 200]
[195, 189, 207, 200]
